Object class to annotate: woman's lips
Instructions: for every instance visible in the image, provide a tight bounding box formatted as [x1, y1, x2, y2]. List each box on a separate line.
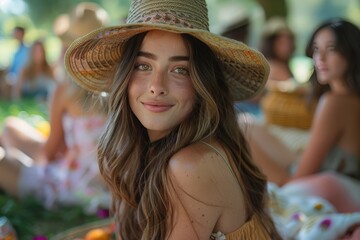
[316, 64, 328, 72]
[142, 102, 173, 112]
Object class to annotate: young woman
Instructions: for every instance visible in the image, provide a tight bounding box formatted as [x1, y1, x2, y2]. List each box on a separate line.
[236, 17, 297, 120]
[260, 17, 295, 83]
[0, 2, 109, 213]
[13, 40, 56, 100]
[64, 0, 281, 239]
[249, 18, 360, 213]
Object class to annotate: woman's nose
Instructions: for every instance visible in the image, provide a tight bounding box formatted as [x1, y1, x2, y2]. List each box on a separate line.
[314, 50, 325, 62]
[149, 71, 168, 96]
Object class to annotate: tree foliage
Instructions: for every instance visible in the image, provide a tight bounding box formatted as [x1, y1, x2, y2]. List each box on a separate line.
[23, 0, 286, 30]
[257, 0, 287, 19]
[25, 0, 91, 28]
[23, 0, 131, 29]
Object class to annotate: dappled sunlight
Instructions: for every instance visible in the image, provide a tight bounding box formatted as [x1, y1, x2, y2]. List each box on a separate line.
[0, 0, 27, 15]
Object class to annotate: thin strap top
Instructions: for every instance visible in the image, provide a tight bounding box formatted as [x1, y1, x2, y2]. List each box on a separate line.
[200, 141, 272, 240]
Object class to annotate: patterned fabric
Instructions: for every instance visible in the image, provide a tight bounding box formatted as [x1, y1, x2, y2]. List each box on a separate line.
[321, 146, 360, 179]
[18, 114, 109, 213]
[268, 183, 360, 240]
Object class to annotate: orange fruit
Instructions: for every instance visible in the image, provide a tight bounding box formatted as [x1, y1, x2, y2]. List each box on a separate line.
[35, 120, 50, 137]
[84, 228, 110, 240]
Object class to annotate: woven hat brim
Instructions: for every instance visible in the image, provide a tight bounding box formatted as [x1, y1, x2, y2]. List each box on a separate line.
[65, 23, 269, 101]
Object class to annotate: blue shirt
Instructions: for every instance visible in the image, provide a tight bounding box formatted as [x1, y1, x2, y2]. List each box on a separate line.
[8, 43, 29, 81]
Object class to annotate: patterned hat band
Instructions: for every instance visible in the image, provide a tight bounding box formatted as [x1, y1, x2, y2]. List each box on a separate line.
[127, 10, 207, 30]
[127, 0, 209, 30]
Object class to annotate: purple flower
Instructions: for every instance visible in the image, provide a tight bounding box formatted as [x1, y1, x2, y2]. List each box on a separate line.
[97, 208, 110, 218]
[33, 236, 48, 240]
[319, 218, 332, 230]
[291, 212, 304, 221]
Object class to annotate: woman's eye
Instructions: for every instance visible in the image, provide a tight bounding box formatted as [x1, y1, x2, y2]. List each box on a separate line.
[173, 67, 189, 75]
[135, 64, 151, 71]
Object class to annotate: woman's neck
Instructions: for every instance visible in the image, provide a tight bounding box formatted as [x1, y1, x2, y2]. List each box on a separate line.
[329, 79, 352, 95]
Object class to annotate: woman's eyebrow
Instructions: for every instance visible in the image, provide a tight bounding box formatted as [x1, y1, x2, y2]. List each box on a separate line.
[169, 56, 189, 62]
[137, 51, 189, 61]
[138, 51, 156, 59]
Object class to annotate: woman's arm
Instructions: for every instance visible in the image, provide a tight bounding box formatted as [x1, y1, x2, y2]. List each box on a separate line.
[245, 121, 295, 185]
[249, 137, 292, 185]
[42, 83, 68, 161]
[245, 94, 342, 186]
[292, 94, 342, 179]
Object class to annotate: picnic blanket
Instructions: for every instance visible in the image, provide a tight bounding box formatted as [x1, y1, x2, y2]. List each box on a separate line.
[268, 183, 360, 240]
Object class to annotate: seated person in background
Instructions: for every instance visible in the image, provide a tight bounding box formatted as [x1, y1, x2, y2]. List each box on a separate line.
[12, 40, 56, 101]
[257, 17, 314, 129]
[248, 18, 360, 214]
[0, 2, 110, 213]
[260, 17, 295, 85]
[0, 82, 109, 211]
[7, 26, 29, 85]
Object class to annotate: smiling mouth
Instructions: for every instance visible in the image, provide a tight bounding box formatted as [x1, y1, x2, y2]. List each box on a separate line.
[142, 102, 173, 112]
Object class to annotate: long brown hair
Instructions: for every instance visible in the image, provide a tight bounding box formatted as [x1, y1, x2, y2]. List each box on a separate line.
[22, 40, 53, 81]
[305, 18, 360, 102]
[98, 32, 281, 240]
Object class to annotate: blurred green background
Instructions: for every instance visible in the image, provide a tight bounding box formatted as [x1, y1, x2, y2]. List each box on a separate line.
[0, 0, 359, 71]
[0, 0, 359, 238]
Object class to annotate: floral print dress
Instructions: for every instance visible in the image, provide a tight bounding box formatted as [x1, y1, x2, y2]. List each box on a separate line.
[20, 114, 109, 212]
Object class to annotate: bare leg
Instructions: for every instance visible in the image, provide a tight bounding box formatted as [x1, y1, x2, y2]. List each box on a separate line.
[350, 226, 360, 240]
[1, 116, 46, 162]
[246, 123, 297, 168]
[281, 172, 360, 213]
[249, 137, 290, 186]
[0, 147, 21, 198]
[340, 225, 360, 239]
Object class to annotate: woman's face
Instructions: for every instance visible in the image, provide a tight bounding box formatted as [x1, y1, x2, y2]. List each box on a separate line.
[274, 30, 294, 61]
[312, 28, 348, 85]
[33, 43, 45, 64]
[128, 30, 196, 141]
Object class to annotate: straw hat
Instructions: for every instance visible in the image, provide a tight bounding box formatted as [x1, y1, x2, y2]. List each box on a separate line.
[262, 17, 293, 38]
[65, 0, 269, 101]
[53, 2, 109, 47]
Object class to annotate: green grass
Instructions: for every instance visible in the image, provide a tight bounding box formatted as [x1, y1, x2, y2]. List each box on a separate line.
[0, 193, 100, 239]
[0, 99, 107, 239]
[0, 99, 49, 130]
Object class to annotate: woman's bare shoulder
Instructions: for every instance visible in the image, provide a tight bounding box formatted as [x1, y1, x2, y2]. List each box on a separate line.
[167, 141, 246, 234]
[167, 140, 238, 204]
[168, 140, 229, 176]
[320, 92, 360, 104]
[317, 92, 360, 116]
[170, 141, 214, 165]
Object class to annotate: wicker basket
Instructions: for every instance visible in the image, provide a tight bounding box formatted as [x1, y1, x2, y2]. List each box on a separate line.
[261, 89, 316, 130]
[51, 218, 114, 240]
